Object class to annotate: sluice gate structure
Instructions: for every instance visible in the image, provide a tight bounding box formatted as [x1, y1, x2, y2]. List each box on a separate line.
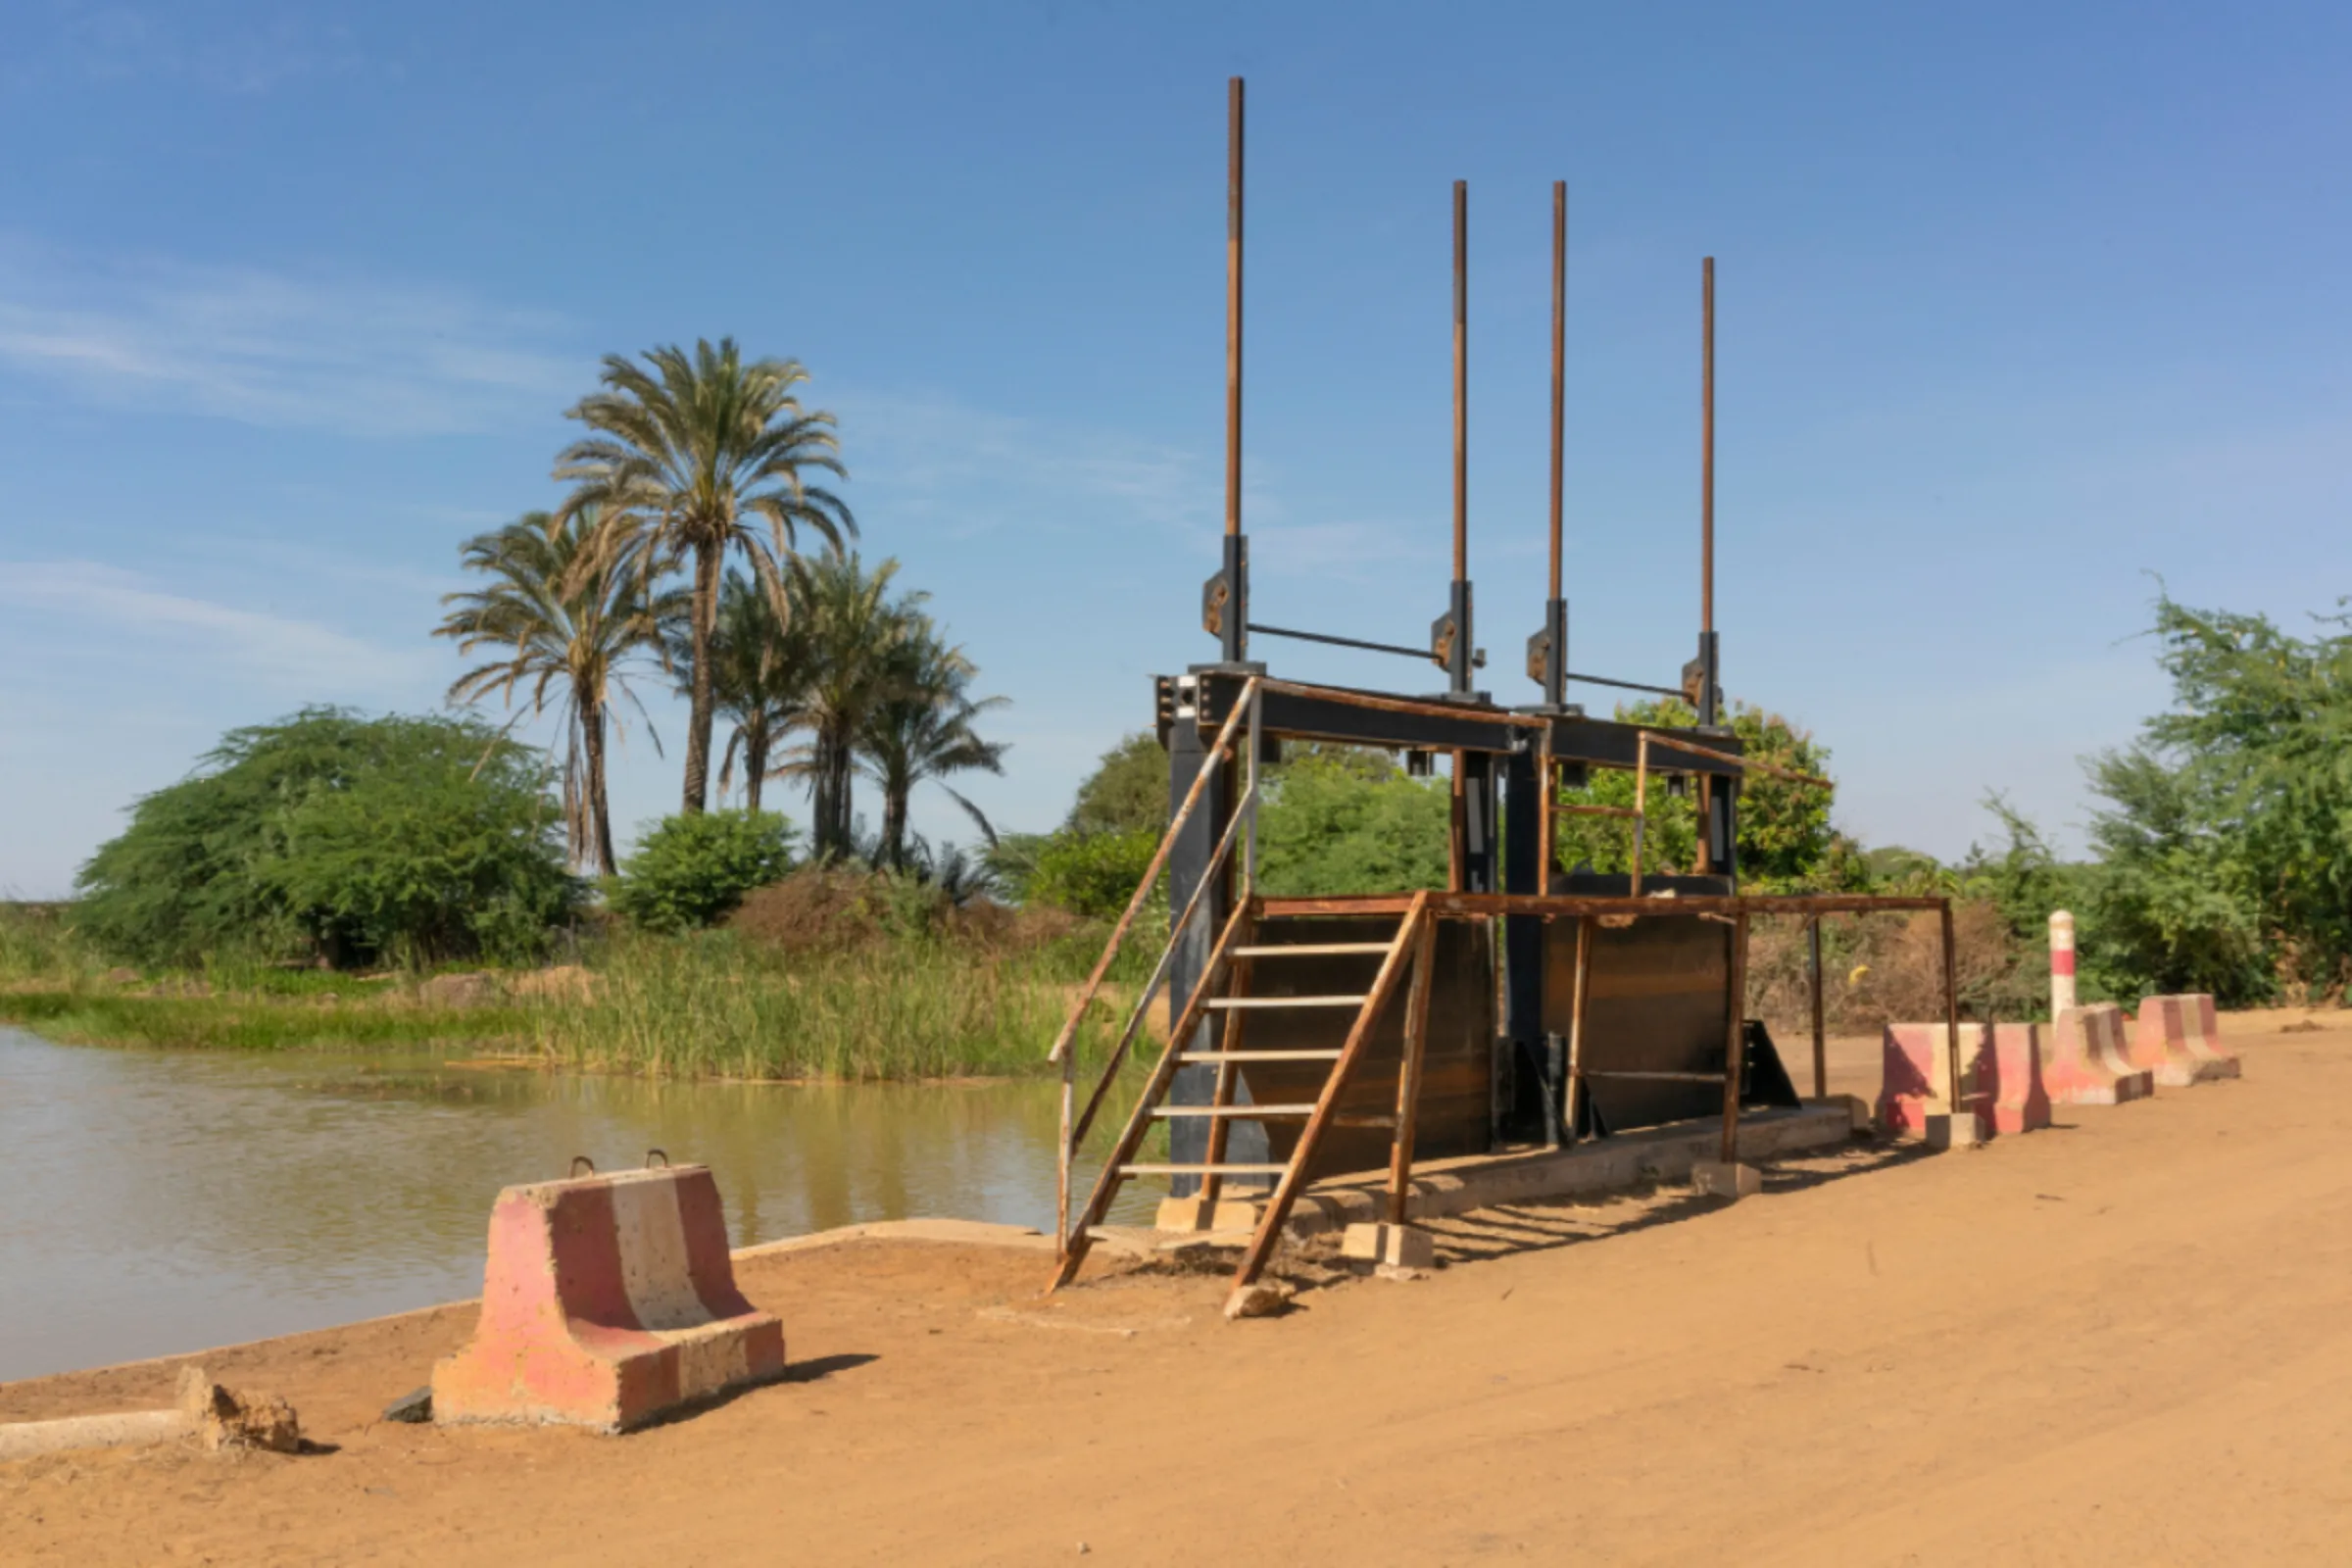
[1047, 80, 1964, 1297]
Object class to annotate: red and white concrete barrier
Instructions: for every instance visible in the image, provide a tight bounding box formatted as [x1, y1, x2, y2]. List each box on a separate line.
[1876, 1022, 1991, 1140]
[2049, 910, 2077, 1018]
[2131, 994, 2240, 1087]
[2042, 1004, 2155, 1106]
[1984, 1023, 2053, 1134]
[433, 1164, 786, 1432]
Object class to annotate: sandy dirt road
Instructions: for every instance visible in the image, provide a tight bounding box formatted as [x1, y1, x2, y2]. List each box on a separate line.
[3, 1011, 2348, 1566]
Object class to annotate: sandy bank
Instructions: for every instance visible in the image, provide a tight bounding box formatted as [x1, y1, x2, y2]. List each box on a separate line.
[3, 1009, 2347, 1565]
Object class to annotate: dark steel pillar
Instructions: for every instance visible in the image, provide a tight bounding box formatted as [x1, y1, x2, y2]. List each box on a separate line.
[1501, 745, 1545, 1138]
[1163, 715, 1250, 1194]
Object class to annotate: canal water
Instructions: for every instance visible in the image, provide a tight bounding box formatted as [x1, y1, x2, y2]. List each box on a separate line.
[0, 1027, 1141, 1384]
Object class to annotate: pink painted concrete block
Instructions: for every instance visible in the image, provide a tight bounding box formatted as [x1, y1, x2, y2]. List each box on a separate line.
[433, 1165, 786, 1432]
[1984, 1023, 2054, 1134]
[2131, 994, 2241, 1088]
[1876, 1022, 1991, 1138]
[2043, 1004, 2155, 1106]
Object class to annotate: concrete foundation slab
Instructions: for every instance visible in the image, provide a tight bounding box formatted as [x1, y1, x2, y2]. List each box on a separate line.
[1925, 1106, 1990, 1151]
[1341, 1223, 1436, 1268]
[1152, 1103, 1852, 1241]
[1691, 1160, 1762, 1199]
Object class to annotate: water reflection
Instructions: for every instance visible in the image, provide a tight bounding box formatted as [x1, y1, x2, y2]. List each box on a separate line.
[0, 1028, 1136, 1383]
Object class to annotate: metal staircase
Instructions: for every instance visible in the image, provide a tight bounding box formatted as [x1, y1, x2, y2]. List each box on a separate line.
[1049, 892, 1435, 1293]
[1045, 676, 1442, 1296]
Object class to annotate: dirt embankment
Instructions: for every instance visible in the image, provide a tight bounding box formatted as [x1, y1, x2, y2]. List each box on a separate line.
[4, 1009, 2349, 1565]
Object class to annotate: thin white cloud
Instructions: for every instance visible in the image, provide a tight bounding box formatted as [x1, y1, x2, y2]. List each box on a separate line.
[840, 389, 1221, 537]
[0, 560, 425, 694]
[15, 4, 359, 94]
[1250, 519, 1428, 579]
[0, 244, 581, 436]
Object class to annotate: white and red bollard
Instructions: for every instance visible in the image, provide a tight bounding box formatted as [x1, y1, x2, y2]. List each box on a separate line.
[2049, 910, 2077, 1018]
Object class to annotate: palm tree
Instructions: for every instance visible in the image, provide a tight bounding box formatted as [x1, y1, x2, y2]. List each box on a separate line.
[555, 338, 852, 814]
[672, 570, 807, 812]
[858, 623, 1008, 868]
[434, 510, 684, 874]
[772, 552, 916, 858]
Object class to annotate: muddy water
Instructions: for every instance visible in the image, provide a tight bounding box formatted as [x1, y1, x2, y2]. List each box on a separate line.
[0, 1027, 1142, 1383]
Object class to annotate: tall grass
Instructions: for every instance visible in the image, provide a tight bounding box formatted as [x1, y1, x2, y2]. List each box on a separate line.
[0, 903, 103, 988]
[1, 896, 1162, 1084]
[527, 930, 1126, 1081]
[0, 989, 533, 1052]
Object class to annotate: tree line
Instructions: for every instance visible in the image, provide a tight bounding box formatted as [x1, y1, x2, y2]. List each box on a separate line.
[432, 339, 1004, 877]
[1951, 596, 2352, 1007]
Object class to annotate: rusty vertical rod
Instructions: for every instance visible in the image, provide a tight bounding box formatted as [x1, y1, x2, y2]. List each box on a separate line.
[1057, 1038, 1072, 1258]
[1807, 913, 1827, 1101]
[1537, 726, 1556, 895]
[1226, 77, 1244, 542]
[1211, 74, 1249, 666]
[1701, 257, 1715, 638]
[1565, 915, 1592, 1141]
[1548, 181, 1564, 604]
[1532, 178, 1569, 711]
[1447, 752, 1467, 892]
[1453, 179, 1468, 584]
[1388, 916, 1438, 1226]
[1720, 911, 1749, 1164]
[1630, 733, 1651, 896]
[1441, 178, 1474, 698]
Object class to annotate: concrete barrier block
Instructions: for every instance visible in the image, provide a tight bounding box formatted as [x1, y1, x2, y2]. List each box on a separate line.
[1878, 1023, 1994, 1139]
[1341, 1222, 1436, 1269]
[1691, 1160, 1762, 1200]
[2132, 995, 2241, 1088]
[1984, 1023, 2054, 1134]
[433, 1164, 785, 1432]
[2044, 1004, 2156, 1106]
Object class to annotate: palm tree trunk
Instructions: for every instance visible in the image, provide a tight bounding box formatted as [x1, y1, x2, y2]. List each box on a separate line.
[831, 741, 856, 856]
[582, 693, 617, 875]
[681, 540, 723, 813]
[813, 723, 855, 858]
[882, 775, 910, 869]
[745, 726, 768, 814]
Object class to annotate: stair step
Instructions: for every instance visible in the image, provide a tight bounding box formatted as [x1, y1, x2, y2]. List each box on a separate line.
[1579, 1069, 1728, 1083]
[1119, 1162, 1292, 1177]
[1151, 1103, 1319, 1118]
[1231, 943, 1395, 957]
[1206, 995, 1369, 1010]
[1178, 1050, 1346, 1063]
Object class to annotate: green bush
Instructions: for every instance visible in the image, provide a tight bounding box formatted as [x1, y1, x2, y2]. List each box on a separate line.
[1255, 749, 1449, 896]
[1065, 732, 1169, 836]
[1029, 828, 1160, 918]
[1550, 699, 1842, 892]
[74, 709, 579, 969]
[610, 810, 799, 932]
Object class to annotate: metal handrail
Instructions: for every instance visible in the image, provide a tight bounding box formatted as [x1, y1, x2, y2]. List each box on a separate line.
[1054, 678, 1263, 1249]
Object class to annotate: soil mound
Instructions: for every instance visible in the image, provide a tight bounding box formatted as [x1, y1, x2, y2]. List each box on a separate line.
[727, 868, 1080, 956]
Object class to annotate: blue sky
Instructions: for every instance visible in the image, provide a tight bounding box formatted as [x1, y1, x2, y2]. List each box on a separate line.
[2, 1, 2345, 897]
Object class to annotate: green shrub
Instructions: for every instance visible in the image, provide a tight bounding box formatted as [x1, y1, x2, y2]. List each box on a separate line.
[1550, 699, 1840, 892]
[1029, 828, 1160, 918]
[74, 709, 579, 969]
[610, 810, 799, 932]
[1065, 733, 1169, 836]
[0, 904, 100, 986]
[1255, 749, 1449, 896]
